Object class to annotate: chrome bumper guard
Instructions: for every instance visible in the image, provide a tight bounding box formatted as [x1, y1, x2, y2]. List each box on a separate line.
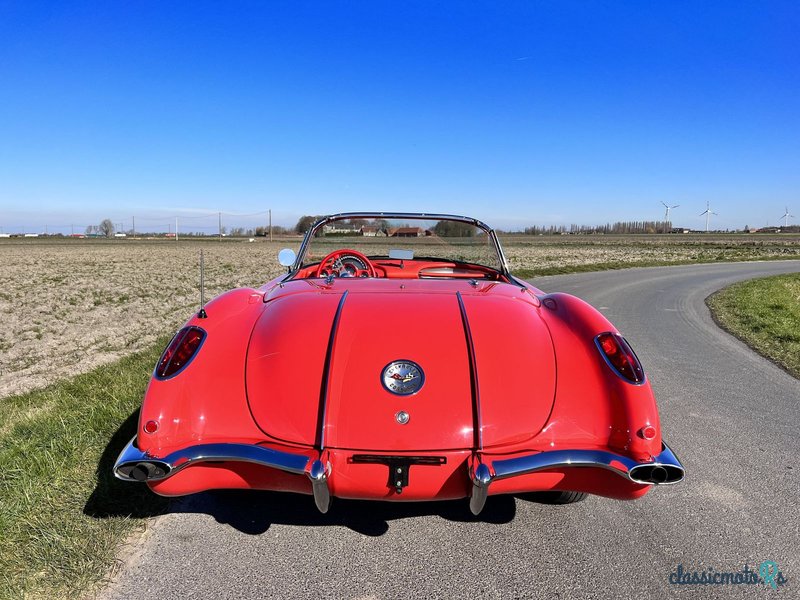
[469, 442, 685, 515]
[113, 437, 332, 513]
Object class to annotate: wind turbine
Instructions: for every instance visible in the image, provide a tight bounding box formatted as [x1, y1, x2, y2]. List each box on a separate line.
[699, 201, 717, 232]
[660, 202, 679, 232]
[780, 206, 795, 227]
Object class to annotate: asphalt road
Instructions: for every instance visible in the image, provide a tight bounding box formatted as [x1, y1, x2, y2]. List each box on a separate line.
[102, 261, 800, 599]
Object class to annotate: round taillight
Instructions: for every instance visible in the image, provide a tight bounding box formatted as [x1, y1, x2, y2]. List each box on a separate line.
[155, 326, 206, 379]
[144, 420, 159, 434]
[640, 425, 657, 440]
[595, 332, 645, 384]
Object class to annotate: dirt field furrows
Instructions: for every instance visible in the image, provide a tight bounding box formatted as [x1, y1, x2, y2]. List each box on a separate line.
[0, 239, 288, 398]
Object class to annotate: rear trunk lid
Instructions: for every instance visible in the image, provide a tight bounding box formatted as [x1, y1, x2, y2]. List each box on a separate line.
[246, 284, 556, 451]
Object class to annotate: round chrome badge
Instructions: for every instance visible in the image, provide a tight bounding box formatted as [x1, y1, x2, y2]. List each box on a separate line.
[381, 360, 425, 396]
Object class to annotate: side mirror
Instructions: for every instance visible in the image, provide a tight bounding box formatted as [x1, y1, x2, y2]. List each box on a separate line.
[278, 248, 296, 267]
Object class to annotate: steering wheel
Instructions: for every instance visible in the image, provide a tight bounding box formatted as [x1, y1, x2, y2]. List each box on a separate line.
[315, 249, 376, 278]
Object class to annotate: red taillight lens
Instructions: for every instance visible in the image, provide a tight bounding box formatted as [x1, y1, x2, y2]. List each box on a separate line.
[596, 332, 645, 384]
[155, 326, 206, 379]
[143, 420, 159, 434]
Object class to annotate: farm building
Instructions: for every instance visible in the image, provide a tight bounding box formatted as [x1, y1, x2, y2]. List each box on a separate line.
[359, 225, 386, 237]
[322, 224, 359, 235]
[390, 227, 428, 237]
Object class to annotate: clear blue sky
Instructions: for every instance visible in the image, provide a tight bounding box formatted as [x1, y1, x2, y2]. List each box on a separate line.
[1, 1, 798, 233]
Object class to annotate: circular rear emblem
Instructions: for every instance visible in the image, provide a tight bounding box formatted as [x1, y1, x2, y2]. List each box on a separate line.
[381, 360, 424, 395]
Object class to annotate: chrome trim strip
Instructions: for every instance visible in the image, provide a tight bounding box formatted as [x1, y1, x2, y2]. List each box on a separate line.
[113, 437, 311, 481]
[316, 290, 349, 450]
[469, 442, 684, 515]
[290, 212, 511, 278]
[456, 291, 483, 450]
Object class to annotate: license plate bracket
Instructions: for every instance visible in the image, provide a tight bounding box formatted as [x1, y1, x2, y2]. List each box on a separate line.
[350, 455, 447, 494]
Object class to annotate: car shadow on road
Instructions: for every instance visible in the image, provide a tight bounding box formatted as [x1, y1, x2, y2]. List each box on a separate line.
[85, 410, 564, 536]
[168, 488, 519, 537]
[84, 409, 171, 519]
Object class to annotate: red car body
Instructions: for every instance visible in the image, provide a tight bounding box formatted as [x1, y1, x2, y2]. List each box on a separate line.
[114, 213, 684, 514]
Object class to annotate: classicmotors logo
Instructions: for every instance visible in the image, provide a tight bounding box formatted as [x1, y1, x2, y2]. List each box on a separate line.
[669, 561, 788, 589]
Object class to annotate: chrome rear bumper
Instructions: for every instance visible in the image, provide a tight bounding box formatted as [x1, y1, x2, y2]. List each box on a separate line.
[114, 437, 683, 516]
[113, 437, 332, 513]
[469, 442, 685, 515]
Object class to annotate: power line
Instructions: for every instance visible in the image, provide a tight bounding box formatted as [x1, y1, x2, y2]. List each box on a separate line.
[0, 208, 293, 237]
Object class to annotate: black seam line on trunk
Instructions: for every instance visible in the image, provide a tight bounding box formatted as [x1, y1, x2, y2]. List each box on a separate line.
[316, 290, 349, 450]
[456, 291, 482, 451]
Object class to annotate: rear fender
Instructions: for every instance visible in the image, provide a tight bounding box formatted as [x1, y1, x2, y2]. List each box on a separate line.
[137, 288, 270, 455]
[535, 293, 661, 460]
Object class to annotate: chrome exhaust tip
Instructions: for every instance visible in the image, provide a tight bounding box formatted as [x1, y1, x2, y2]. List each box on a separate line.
[629, 463, 684, 485]
[116, 460, 170, 481]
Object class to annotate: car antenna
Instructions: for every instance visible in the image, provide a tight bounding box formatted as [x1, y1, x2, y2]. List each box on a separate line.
[198, 249, 207, 319]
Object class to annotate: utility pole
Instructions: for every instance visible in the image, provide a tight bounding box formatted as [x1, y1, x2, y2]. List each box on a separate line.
[176, 217, 179, 242]
[132, 216, 135, 239]
[269, 209, 272, 241]
[218, 212, 222, 241]
[71, 224, 74, 236]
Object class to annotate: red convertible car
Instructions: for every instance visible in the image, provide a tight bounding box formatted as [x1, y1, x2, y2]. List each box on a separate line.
[114, 212, 684, 514]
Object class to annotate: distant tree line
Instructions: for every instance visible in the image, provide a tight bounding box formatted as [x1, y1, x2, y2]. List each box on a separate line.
[432, 221, 476, 237]
[520, 220, 674, 235]
[295, 215, 323, 234]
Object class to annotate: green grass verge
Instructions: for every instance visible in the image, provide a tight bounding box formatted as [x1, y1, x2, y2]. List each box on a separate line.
[707, 273, 800, 379]
[0, 341, 170, 599]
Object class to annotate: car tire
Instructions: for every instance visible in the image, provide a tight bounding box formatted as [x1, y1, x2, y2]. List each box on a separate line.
[521, 490, 588, 504]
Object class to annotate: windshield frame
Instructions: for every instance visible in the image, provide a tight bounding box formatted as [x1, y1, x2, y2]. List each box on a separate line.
[289, 212, 511, 277]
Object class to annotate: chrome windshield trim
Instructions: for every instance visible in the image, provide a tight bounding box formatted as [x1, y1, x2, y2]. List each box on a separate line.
[290, 212, 510, 278]
[113, 437, 311, 482]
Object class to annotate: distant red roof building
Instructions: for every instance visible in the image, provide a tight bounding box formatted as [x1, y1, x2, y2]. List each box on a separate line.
[391, 227, 426, 237]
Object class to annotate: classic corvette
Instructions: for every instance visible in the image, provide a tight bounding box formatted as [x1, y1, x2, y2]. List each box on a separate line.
[114, 212, 684, 514]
